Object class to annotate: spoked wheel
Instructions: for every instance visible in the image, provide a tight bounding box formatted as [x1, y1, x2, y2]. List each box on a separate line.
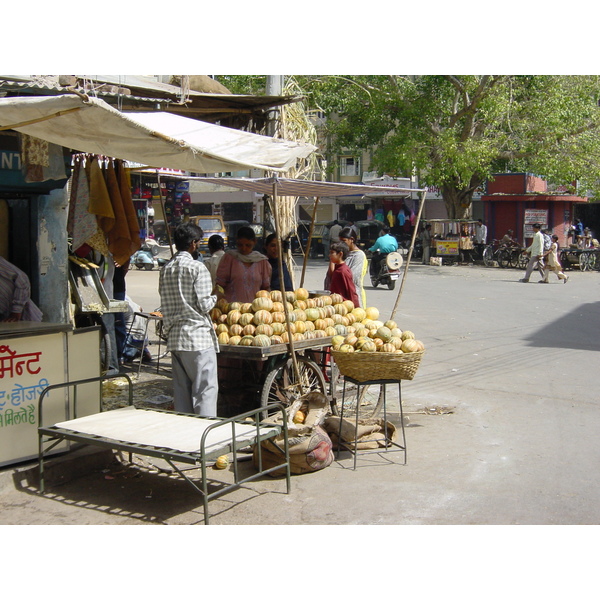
[579, 252, 590, 271]
[498, 249, 511, 269]
[509, 250, 521, 269]
[260, 356, 327, 416]
[332, 382, 386, 419]
[517, 253, 529, 270]
[482, 246, 495, 267]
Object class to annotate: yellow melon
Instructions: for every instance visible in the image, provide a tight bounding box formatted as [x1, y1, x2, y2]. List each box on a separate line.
[365, 306, 380, 320]
[295, 288, 309, 301]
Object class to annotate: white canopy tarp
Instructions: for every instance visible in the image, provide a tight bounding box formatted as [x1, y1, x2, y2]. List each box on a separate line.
[182, 176, 425, 197]
[0, 94, 316, 174]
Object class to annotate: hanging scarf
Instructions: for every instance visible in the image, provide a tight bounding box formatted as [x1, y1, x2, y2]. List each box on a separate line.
[226, 249, 268, 264]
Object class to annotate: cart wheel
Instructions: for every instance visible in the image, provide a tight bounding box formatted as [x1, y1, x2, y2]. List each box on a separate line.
[482, 246, 495, 267]
[332, 383, 386, 419]
[260, 356, 327, 416]
[579, 252, 590, 271]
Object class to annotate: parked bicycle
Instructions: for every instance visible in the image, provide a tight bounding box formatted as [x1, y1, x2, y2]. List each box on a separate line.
[483, 240, 527, 269]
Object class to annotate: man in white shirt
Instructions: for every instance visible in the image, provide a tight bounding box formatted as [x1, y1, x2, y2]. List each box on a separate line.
[474, 219, 488, 259]
[519, 223, 545, 282]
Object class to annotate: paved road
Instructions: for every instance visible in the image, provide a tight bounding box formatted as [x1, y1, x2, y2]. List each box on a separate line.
[2, 258, 599, 527]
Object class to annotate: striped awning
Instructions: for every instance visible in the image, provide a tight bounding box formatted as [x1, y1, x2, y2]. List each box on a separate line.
[186, 176, 425, 197]
[0, 94, 316, 174]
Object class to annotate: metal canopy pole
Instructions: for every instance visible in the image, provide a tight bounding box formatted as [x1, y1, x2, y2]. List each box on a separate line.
[389, 189, 427, 321]
[300, 196, 320, 288]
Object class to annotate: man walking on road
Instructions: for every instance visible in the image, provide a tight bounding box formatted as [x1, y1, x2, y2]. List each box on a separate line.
[519, 223, 545, 283]
[159, 222, 219, 417]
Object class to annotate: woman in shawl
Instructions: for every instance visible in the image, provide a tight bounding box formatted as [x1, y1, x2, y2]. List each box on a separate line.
[216, 226, 271, 302]
[264, 233, 294, 292]
[324, 226, 367, 308]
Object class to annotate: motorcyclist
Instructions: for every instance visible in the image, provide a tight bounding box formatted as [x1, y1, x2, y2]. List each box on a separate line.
[368, 225, 398, 277]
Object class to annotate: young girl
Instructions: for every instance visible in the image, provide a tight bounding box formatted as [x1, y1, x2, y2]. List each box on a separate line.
[325, 227, 367, 307]
[327, 241, 360, 307]
[541, 235, 568, 283]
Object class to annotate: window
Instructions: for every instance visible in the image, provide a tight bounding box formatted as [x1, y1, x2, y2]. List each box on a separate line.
[340, 156, 360, 176]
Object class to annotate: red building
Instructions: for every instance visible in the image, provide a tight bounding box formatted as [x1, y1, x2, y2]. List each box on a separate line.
[481, 173, 588, 247]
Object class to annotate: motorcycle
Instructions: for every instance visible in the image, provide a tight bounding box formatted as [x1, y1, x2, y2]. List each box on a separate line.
[369, 250, 403, 290]
[131, 239, 170, 271]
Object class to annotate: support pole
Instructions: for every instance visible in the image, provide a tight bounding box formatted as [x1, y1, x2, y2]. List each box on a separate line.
[270, 178, 301, 387]
[155, 170, 174, 257]
[389, 190, 427, 321]
[300, 196, 320, 288]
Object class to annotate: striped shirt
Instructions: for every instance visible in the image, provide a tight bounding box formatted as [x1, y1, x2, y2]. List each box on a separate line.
[158, 251, 218, 352]
[0, 256, 43, 321]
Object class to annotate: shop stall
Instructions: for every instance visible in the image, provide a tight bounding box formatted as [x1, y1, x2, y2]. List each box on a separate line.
[424, 219, 479, 264]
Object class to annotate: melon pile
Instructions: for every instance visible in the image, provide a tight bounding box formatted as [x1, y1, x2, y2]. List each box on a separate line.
[210, 288, 424, 354]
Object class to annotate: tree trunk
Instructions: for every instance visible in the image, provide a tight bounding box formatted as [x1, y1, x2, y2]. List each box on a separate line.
[440, 175, 483, 219]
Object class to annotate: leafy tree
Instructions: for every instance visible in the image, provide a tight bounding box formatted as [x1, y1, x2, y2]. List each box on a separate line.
[305, 75, 600, 218]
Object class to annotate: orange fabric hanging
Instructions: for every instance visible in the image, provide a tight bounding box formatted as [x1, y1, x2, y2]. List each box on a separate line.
[116, 160, 141, 257]
[86, 156, 115, 235]
[105, 160, 138, 265]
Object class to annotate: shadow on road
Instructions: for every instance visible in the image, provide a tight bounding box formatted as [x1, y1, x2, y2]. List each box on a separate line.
[524, 301, 600, 352]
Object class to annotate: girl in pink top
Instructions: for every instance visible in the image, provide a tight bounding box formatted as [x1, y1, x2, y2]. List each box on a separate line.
[216, 227, 271, 303]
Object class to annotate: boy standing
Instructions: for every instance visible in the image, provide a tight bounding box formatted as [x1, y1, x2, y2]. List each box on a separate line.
[328, 241, 360, 307]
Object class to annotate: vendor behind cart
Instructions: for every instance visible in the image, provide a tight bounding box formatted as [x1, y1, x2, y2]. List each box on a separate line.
[265, 232, 293, 292]
[216, 226, 271, 302]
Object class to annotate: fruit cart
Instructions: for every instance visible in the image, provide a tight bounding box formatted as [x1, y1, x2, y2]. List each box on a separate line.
[424, 219, 479, 264]
[216, 336, 332, 418]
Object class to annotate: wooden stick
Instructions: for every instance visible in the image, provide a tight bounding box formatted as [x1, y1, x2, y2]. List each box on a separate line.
[300, 196, 320, 288]
[390, 190, 427, 321]
[0, 107, 83, 132]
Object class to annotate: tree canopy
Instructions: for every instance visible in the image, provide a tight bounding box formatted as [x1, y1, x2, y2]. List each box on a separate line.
[307, 75, 600, 217]
[215, 75, 600, 218]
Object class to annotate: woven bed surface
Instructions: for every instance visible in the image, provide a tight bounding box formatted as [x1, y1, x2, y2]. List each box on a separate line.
[53, 406, 270, 455]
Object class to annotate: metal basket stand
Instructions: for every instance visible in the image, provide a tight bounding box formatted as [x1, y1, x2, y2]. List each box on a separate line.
[337, 375, 407, 470]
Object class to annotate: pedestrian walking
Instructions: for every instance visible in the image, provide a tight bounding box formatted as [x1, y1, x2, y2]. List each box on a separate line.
[541, 235, 568, 283]
[519, 223, 545, 283]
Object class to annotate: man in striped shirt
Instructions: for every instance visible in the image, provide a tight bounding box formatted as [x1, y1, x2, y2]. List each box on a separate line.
[0, 256, 42, 322]
[159, 223, 219, 417]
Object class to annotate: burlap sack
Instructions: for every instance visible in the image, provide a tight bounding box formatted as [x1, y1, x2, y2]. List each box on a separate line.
[253, 425, 334, 475]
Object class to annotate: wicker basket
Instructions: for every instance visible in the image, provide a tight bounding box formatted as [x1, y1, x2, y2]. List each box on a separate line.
[331, 350, 424, 382]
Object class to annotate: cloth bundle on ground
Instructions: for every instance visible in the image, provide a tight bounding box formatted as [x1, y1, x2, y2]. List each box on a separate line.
[253, 391, 334, 475]
[323, 416, 398, 450]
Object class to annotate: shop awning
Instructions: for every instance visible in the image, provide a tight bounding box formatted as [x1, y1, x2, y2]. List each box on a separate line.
[184, 176, 425, 197]
[0, 94, 316, 174]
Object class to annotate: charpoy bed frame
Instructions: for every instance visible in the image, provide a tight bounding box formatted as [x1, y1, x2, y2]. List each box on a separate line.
[37, 375, 290, 524]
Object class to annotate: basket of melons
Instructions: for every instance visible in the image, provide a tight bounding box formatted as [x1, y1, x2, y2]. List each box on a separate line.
[330, 310, 425, 382]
